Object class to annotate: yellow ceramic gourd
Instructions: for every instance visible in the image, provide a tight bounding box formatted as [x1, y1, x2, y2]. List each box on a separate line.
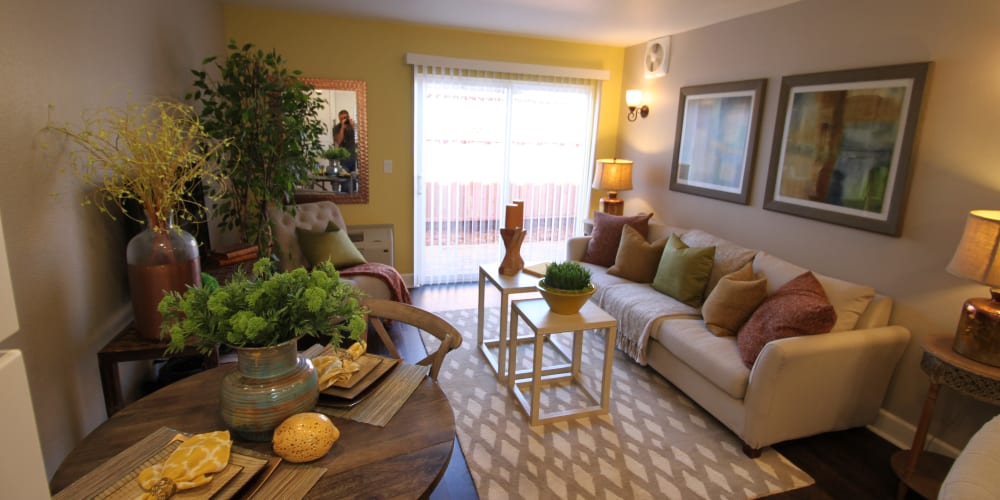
[272, 412, 340, 463]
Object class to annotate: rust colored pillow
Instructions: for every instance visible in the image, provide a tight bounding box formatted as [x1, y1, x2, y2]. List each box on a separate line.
[582, 212, 653, 267]
[608, 225, 667, 283]
[736, 271, 837, 367]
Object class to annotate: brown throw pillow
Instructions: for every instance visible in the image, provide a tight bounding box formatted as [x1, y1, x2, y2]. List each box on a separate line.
[702, 263, 768, 337]
[582, 212, 653, 267]
[737, 271, 837, 367]
[608, 225, 666, 283]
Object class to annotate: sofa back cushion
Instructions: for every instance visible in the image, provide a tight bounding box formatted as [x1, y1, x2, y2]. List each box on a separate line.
[652, 234, 716, 307]
[582, 212, 653, 267]
[608, 225, 667, 283]
[753, 252, 876, 333]
[679, 230, 757, 296]
[737, 271, 837, 367]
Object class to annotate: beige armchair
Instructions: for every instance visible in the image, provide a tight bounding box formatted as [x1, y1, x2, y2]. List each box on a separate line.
[268, 201, 394, 301]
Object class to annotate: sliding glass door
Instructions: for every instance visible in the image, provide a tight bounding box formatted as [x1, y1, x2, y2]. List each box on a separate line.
[414, 72, 597, 285]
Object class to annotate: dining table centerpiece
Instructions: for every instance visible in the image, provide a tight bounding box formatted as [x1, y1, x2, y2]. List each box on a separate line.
[159, 258, 367, 441]
[46, 98, 229, 340]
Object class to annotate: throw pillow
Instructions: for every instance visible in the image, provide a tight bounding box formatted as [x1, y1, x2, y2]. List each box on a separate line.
[736, 271, 837, 367]
[608, 225, 667, 283]
[582, 212, 653, 267]
[296, 222, 367, 269]
[651, 234, 716, 307]
[701, 262, 768, 337]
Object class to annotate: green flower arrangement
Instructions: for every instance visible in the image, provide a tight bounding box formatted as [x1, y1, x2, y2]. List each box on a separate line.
[159, 258, 367, 354]
[321, 146, 352, 162]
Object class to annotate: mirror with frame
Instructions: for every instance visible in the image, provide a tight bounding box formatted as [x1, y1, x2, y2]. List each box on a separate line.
[296, 78, 369, 204]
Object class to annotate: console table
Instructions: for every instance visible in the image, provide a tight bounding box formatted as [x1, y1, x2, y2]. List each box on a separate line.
[892, 334, 1000, 499]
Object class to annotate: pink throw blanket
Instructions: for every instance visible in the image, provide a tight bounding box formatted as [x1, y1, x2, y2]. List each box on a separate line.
[339, 262, 411, 304]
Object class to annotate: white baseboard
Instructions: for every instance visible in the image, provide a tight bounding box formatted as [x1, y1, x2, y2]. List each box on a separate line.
[402, 274, 415, 289]
[868, 408, 961, 458]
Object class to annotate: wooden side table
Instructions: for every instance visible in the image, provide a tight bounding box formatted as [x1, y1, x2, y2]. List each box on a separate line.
[477, 263, 542, 382]
[892, 334, 1000, 499]
[98, 323, 219, 418]
[507, 299, 617, 425]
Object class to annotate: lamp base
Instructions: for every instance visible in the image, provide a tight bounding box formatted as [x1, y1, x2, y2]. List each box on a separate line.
[952, 290, 1000, 368]
[600, 192, 624, 216]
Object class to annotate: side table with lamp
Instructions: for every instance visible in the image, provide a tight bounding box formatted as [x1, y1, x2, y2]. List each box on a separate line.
[893, 210, 1000, 499]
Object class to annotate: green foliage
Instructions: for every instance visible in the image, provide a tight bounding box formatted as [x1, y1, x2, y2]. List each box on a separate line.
[542, 261, 593, 291]
[45, 99, 228, 232]
[159, 258, 367, 354]
[321, 146, 351, 161]
[187, 40, 326, 252]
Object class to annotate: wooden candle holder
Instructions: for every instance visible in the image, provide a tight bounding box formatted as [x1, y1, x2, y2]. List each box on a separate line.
[498, 228, 527, 276]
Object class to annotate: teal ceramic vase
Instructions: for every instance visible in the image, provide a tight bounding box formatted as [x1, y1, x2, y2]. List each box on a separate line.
[220, 338, 319, 441]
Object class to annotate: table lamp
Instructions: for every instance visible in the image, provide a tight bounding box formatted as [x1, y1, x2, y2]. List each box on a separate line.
[946, 209, 1000, 367]
[593, 159, 633, 216]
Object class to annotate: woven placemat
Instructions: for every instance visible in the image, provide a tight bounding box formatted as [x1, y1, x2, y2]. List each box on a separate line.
[315, 363, 429, 426]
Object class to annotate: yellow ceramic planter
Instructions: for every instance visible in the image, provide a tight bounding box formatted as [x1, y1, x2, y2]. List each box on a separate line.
[537, 280, 596, 315]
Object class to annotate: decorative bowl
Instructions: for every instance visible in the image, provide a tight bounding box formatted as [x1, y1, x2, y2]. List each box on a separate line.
[537, 280, 596, 315]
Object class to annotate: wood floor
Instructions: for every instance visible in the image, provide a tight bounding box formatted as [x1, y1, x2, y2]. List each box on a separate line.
[400, 283, 918, 500]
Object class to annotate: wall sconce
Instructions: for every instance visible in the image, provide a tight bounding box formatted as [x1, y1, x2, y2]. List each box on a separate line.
[626, 89, 649, 122]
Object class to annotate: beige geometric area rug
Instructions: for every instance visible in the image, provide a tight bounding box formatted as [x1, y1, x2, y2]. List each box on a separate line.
[425, 308, 814, 500]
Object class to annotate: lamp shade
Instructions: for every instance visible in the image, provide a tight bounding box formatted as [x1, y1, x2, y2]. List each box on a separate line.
[947, 210, 1000, 287]
[625, 90, 643, 108]
[592, 159, 633, 191]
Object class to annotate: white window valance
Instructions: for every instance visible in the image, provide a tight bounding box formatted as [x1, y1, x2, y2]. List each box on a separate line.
[405, 53, 610, 81]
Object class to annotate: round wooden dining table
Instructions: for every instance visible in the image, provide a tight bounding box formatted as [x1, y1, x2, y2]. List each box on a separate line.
[50, 364, 456, 499]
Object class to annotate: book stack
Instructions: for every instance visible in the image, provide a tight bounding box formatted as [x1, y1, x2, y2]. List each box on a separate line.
[207, 244, 258, 267]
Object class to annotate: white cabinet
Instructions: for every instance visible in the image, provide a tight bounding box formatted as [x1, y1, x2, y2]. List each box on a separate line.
[347, 224, 394, 266]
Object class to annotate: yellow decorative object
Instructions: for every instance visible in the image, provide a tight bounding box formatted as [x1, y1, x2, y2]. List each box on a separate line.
[137, 430, 232, 499]
[313, 341, 367, 390]
[272, 412, 340, 463]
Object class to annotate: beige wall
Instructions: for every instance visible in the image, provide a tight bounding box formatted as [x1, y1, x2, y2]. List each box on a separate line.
[619, 0, 1000, 449]
[0, 0, 223, 477]
[224, 6, 625, 275]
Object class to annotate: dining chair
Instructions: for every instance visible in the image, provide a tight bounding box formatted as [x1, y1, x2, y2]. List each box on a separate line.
[361, 298, 463, 380]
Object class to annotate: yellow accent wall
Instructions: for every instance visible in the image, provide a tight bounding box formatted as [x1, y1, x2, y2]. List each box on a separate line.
[224, 6, 624, 275]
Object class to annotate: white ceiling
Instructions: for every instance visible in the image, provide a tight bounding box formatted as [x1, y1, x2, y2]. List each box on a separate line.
[223, 0, 799, 47]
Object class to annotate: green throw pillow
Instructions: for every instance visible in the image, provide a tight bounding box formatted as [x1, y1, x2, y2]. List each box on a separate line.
[296, 222, 367, 269]
[651, 234, 716, 307]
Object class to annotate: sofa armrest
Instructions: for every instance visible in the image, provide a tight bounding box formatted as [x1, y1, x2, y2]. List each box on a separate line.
[567, 236, 591, 261]
[740, 325, 910, 449]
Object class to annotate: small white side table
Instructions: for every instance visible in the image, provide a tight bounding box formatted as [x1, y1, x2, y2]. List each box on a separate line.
[477, 263, 541, 381]
[508, 299, 617, 425]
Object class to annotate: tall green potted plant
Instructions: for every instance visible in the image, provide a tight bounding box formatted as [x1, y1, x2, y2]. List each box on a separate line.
[188, 40, 326, 254]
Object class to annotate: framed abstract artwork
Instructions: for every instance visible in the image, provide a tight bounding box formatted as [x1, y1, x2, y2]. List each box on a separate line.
[763, 63, 929, 236]
[670, 79, 766, 204]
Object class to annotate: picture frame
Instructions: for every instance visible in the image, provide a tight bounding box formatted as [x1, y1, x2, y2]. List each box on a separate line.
[763, 63, 929, 236]
[670, 79, 766, 204]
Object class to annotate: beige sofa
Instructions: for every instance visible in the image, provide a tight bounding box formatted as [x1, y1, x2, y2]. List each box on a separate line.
[568, 223, 910, 455]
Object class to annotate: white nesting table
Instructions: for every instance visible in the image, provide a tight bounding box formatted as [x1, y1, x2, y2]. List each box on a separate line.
[507, 298, 617, 425]
[477, 263, 542, 381]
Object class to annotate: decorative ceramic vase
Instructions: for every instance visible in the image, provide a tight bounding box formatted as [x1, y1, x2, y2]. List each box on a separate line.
[220, 338, 319, 442]
[126, 210, 200, 340]
[537, 280, 596, 315]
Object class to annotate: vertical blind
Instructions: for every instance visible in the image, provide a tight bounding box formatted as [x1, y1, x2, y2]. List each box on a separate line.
[410, 56, 605, 285]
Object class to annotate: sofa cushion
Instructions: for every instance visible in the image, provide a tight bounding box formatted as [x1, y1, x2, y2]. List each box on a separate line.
[296, 222, 368, 269]
[608, 225, 666, 283]
[582, 212, 653, 267]
[702, 263, 768, 337]
[599, 283, 700, 365]
[679, 229, 758, 295]
[753, 252, 875, 332]
[651, 319, 750, 399]
[651, 234, 716, 307]
[737, 271, 837, 367]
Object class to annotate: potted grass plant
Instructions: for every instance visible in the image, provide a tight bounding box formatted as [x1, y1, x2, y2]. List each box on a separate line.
[158, 258, 367, 441]
[537, 261, 596, 314]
